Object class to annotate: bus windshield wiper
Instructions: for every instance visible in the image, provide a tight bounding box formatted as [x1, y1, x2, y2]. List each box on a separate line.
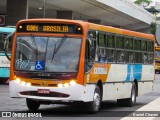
[51, 34, 67, 62]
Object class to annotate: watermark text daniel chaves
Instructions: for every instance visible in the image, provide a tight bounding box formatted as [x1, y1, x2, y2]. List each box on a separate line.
[133, 112, 159, 117]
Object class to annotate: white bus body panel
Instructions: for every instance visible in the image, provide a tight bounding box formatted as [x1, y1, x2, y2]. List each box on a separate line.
[9, 80, 95, 102]
[102, 64, 154, 101]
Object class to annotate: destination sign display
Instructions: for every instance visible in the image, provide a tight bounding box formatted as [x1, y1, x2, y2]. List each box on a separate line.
[17, 23, 83, 34]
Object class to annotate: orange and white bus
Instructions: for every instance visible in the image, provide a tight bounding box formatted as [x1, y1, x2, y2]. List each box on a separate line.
[155, 46, 160, 73]
[9, 19, 155, 113]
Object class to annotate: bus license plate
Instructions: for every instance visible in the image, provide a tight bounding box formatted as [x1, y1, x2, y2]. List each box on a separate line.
[38, 89, 50, 94]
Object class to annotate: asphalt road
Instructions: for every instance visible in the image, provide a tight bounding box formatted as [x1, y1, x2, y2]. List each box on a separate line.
[0, 74, 160, 120]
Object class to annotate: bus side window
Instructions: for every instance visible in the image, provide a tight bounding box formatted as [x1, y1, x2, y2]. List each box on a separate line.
[97, 32, 106, 62]
[0, 33, 6, 51]
[4, 32, 15, 61]
[106, 34, 115, 63]
[98, 48, 106, 62]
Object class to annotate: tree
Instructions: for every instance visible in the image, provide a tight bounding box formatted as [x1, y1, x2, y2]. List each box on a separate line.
[150, 22, 157, 35]
[134, 0, 151, 7]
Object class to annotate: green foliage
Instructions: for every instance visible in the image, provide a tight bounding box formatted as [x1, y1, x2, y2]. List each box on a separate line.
[134, 0, 151, 7]
[156, 17, 160, 20]
[150, 22, 157, 35]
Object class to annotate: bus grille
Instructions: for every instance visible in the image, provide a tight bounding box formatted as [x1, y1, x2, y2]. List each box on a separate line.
[20, 91, 69, 98]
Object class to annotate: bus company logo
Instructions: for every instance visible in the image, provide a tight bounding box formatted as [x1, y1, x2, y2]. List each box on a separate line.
[42, 82, 46, 85]
[2, 112, 12, 117]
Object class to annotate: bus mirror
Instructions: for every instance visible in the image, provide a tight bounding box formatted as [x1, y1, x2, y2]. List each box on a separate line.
[4, 32, 14, 61]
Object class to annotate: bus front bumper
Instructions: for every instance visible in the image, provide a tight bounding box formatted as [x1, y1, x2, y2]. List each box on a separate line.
[9, 80, 95, 102]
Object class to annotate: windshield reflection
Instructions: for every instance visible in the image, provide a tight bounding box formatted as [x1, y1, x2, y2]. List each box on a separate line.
[14, 36, 82, 72]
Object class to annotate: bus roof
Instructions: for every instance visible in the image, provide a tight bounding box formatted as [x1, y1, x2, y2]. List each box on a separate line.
[16, 19, 155, 40]
[88, 23, 155, 40]
[0, 27, 15, 33]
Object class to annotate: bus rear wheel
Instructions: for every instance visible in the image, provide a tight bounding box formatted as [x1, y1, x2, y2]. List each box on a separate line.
[26, 98, 40, 110]
[86, 85, 101, 113]
[117, 83, 136, 107]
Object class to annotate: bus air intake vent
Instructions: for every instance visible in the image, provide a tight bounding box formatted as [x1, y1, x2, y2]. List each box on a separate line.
[20, 91, 69, 98]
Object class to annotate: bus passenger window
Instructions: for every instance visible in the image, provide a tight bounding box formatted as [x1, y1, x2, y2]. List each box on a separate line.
[98, 33, 105, 47]
[134, 39, 141, 51]
[116, 50, 125, 63]
[148, 53, 154, 64]
[141, 40, 147, 51]
[135, 52, 142, 63]
[125, 38, 133, 50]
[107, 35, 115, 48]
[143, 53, 148, 64]
[116, 36, 124, 49]
[98, 48, 106, 63]
[106, 49, 115, 63]
[126, 51, 134, 63]
[148, 41, 154, 52]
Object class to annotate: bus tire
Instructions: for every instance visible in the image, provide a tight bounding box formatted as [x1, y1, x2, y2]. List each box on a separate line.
[26, 98, 40, 110]
[126, 83, 136, 107]
[117, 83, 136, 107]
[86, 85, 101, 113]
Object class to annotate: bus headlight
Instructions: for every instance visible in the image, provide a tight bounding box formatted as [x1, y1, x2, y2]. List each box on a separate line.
[57, 80, 76, 88]
[70, 80, 76, 86]
[21, 81, 26, 86]
[64, 83, 69, 87]
[15, 78, 31, 86]
[26, 82, 31, 87]
[58, 83, 63, 88]
[15, 78, 21, 84]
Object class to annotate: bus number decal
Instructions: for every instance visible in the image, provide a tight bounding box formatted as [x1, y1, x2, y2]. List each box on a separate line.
[94, 67, 107, 74]
[26, 25, 38, 31]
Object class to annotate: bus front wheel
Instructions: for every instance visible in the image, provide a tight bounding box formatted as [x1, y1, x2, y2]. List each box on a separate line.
[85, 85, 101, 113]
[26, 98, 40, 110]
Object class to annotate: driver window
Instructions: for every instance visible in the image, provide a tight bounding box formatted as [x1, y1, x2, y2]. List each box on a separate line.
[85, 31, 96, 72]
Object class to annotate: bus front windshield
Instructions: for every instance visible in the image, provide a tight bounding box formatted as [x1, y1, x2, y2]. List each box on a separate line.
[14, 36, 82, 73]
